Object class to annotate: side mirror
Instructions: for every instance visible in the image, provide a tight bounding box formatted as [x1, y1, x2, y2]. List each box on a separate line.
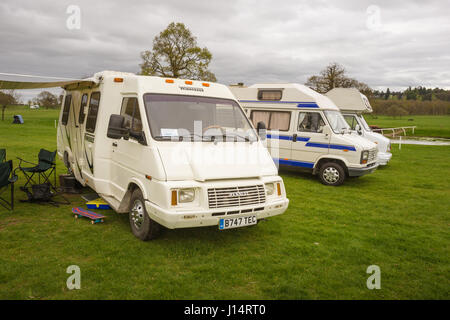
[256, 121, 267, 141]
[355, 124, 362, 135]
[107, 114, 129, 139]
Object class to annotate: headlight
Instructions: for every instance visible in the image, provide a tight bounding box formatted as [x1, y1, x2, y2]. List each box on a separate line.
[178, 188, 195, 203]
[361, 150, 369, 164]
[265, 183, 275, 196]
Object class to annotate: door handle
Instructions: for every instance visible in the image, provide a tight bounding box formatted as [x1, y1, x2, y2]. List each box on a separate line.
[112, 142, 117, 147]
[292, 133, 297, 142]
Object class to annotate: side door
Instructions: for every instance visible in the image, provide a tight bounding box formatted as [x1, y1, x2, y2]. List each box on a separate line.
[110, 96, 145, 201]
[83, 91, 101, 179]
[291, 111, 330, 166]
[249, 109, 292, 160]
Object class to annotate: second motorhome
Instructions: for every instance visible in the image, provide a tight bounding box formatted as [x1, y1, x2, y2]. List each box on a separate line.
[0, 71, 289, 240]
[230, 83, 379, 186]
[325, 88, 392, 165]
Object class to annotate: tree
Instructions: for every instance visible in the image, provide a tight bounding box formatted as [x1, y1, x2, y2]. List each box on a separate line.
[33, 91, 59, 109]
[0, 90, 20, 121]
[305, 62, 371, 94]
[139, 22, 217, 82]
[386, 104, 408, 118]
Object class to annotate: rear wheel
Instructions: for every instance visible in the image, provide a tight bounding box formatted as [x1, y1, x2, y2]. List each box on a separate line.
[129, 189, 161, 241]
[319, 162, 346, 186]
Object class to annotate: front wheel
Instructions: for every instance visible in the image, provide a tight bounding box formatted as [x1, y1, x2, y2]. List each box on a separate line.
[319, 162, 346, 186]
[129, 189, 161, 241]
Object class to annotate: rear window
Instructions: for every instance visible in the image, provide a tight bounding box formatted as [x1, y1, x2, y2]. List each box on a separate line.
[61, 95, 71, 126]
[258, 90, 282, 101]
[86, 92, 101, 133]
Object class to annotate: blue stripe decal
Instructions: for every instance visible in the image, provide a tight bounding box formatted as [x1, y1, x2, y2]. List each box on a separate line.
[267, 135, 310, 142]
[275, 158, 314, 168]
[297, 103, 319, 108]
[267, 134, 292, 140]
[305, 142, 356, 151]
[239, 100, 315, 104]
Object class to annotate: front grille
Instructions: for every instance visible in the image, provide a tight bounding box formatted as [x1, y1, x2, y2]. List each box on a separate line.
[368, 148, 377, 162]
[208, 185, 266, 209]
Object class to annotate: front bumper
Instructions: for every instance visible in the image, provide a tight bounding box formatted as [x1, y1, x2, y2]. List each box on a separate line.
[377, 152, 392, 165]
[144, 198, 289, 229]
[348, 163, 379, 177]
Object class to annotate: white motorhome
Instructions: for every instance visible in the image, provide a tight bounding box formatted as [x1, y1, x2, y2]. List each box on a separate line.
[0, 71, 289, 240]
[326, 88, 392, 165]
[230, 83, 379, 186]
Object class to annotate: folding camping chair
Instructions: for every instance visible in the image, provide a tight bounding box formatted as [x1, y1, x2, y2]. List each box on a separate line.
[17, 149, 57, 191]
[0, 149, 5, 163]
[0, 160, 17, 210]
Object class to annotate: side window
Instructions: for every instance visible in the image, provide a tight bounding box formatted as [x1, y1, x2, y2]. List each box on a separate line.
[86, 92, 101, 133]
[120, 97, 142, 134]
[250, 111, 290, 131]
[61, 95, 72, 126]
[298, 112, 325, 133]
[344, 115, 357, 130]
[78, 94, 88, 124]
[269, 111, 290, 131]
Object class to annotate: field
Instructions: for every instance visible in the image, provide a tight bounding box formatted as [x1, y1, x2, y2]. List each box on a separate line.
[0, 107, 449, 299]
[365, 115, 450, 138]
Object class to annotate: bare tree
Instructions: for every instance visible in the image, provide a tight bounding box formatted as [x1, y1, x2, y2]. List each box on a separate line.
[305, 62, 371, 95]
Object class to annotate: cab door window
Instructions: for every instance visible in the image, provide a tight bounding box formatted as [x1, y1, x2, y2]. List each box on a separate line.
[343, 115, 358, 130]
[120, 97, 143, 138]
[297, 112, 325, 133]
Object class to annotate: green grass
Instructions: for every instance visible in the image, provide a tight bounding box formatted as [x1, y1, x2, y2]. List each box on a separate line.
[365, 115, 450, 138]
[0, 107, 449, 299]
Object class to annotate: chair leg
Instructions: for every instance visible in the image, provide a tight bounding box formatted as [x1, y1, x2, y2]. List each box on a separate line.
[11, 183, 14, 211]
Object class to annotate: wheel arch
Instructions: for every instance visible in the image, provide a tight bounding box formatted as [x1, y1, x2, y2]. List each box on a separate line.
[117, 179, 148, 213]
[314, 156, 349, 176]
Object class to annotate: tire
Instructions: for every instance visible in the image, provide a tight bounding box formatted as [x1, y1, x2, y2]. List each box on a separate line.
[319, 162, 346, 186]
[129, 188, 161, 241]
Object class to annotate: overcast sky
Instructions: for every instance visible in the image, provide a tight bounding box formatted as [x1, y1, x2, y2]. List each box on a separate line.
[1, 0, 449, 101]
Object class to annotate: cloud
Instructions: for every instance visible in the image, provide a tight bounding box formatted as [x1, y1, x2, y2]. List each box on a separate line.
[0, 0, 449, 101]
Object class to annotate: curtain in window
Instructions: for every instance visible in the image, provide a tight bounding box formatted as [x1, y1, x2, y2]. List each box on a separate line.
[251, 111, 270, 128]
[270, 112, 290, 131]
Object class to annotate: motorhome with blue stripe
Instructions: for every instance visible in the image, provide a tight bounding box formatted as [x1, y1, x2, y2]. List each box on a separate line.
[325, 88, 392, 165]
[230, 83, 379, 186]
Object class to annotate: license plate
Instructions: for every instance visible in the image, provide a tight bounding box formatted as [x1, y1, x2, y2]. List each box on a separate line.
[219, 215, 257, 230]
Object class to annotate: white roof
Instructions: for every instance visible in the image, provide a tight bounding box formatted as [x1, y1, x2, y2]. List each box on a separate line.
[325, 88, 372, 113]
[230, 83, 339, 111]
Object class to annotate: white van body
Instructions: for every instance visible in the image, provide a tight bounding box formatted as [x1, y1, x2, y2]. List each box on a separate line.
[230, 83, 379, 186]
[59, 71, 289, 235]
[0, 71, 288, 240]
[325, 88, 392, 165]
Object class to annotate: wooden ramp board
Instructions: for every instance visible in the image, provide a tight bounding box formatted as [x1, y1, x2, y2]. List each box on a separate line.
[72, 207, 105, 224]
[86, 198, 110, 210]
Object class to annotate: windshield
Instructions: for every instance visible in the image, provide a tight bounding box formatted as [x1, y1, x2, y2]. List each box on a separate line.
[324, 110, 350, 133]
[143, 94, 257, 142]
[358, 115, 371, 131]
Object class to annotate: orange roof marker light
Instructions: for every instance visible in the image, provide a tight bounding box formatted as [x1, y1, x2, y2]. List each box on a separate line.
[202, 83, 210, 87]
[114, 77, 123, 83]
[185, 80, 193, 85]
[165, 79, 174, 83]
